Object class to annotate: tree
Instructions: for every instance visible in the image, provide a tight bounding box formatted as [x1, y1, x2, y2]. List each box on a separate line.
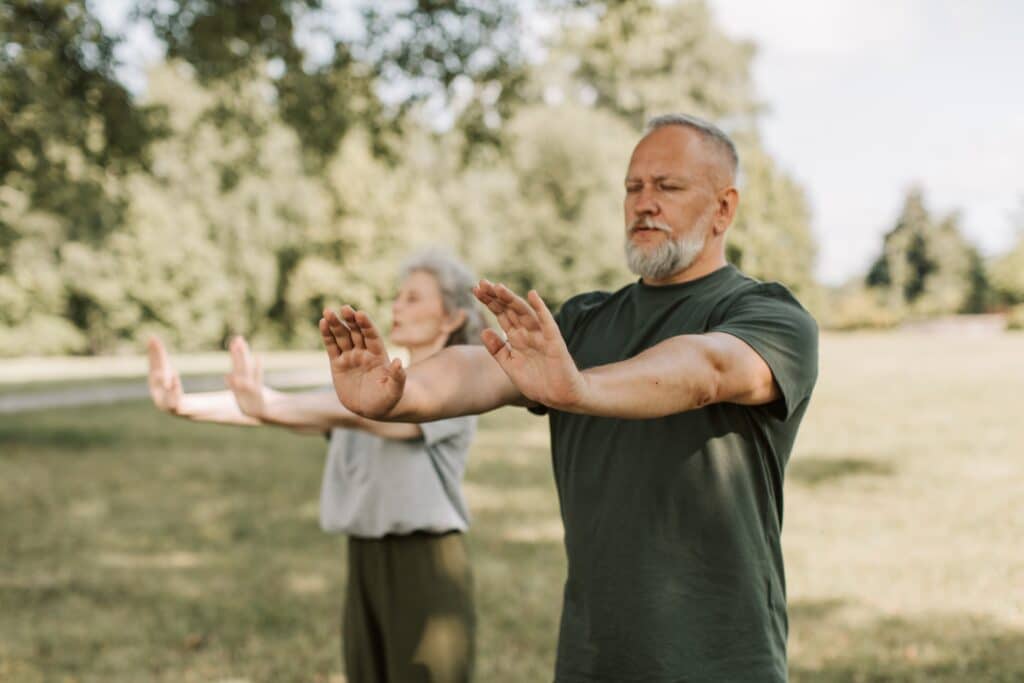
[0, 187, 87, 355]
[2, 0, 536, 241]
[438, 103, 635, 307]
[566, 0, 759, 129]
[526, 0, 820, 297]
[728, 132, 817, 297]
[1, 0, 830, 354]
[47, 64, 328, 353]
[866, 187, 988, 316]
[988, 199, 1024, 305]
[0, 0, 167, 242]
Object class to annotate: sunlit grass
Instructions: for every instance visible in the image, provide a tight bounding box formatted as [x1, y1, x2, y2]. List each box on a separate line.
[1, 332, 1022, 681]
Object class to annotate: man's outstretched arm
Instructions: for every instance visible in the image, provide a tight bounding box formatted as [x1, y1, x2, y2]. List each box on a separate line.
[572, 332, 778, 418]
[319, 306, 525, 422]
[472, 281, 779, 419]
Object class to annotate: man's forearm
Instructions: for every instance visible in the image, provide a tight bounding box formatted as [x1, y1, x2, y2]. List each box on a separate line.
[385, 346, 524, 422]
[570, 337, 720, 419]
[569, 333, 777, 419]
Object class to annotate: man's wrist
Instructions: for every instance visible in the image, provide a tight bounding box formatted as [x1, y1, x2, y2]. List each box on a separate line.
[549, 371, 594, 414]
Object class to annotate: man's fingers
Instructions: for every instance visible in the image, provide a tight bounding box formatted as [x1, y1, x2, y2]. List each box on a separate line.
[319, 318, 342, 362]
[354, 311, 387, 356]
[388, 357, 406, 383]
[491, 307, 517, 339]
[474, 280, 507, 317]
[476, 280, 525, 337]
[495, 284, 538, 326]
[475, 279, 499, 302]
[480, 328, 510, 360]
[340, 306, 366, 350]
[527, 290, 561, 340]
[324, 309, 355, 352]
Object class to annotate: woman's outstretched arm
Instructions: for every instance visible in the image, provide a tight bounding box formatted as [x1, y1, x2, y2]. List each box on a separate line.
[147, 336, 260, 427]
[225, 337, 422, 440]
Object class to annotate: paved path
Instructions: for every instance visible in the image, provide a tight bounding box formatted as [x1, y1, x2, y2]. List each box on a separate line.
[0, 368, 328, 414]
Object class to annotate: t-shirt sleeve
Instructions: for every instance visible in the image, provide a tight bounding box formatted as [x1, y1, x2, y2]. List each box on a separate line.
[711, 282, 819, 421]
[419, 415, 478, 447]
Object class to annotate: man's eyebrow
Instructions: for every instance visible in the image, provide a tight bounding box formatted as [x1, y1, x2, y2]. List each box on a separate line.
[624, 174, 687, 183]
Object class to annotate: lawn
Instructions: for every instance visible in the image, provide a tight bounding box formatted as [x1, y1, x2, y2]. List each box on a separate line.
[1, 332, 1022, 682]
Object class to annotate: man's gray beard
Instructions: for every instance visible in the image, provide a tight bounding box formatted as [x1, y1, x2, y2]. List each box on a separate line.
[624, 229, 707, 281]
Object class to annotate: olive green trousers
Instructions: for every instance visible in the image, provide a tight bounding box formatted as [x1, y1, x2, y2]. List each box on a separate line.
[344, 531, 476, 683]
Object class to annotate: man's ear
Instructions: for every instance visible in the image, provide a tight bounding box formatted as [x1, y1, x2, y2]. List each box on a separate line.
[713, 187, 740, 236]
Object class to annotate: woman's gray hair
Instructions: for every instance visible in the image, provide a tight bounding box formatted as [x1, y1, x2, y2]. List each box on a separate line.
[399, 248, 487, 347]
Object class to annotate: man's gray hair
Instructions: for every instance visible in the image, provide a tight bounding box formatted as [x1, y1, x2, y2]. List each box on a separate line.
[399, 248, 487, 347]
[646, 113, 739, 176]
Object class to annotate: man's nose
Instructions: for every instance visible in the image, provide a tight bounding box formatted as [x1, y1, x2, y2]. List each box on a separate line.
[634, 187, 659, 216]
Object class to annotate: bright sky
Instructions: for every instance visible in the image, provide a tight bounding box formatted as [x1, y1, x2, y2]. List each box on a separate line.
[96, 1, 1024, 285]
[709, 0, 1024, 283]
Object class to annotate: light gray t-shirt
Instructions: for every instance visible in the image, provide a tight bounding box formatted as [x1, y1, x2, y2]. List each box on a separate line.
[319, 415, 477, 538]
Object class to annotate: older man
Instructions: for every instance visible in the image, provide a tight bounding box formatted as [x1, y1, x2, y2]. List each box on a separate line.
[320, 114, 818, 682]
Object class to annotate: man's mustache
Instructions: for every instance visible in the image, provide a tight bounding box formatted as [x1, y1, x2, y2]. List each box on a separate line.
[630, 217, 672, 233]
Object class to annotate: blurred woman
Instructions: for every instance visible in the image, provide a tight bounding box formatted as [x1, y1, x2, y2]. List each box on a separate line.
[148, 250, 485, 683]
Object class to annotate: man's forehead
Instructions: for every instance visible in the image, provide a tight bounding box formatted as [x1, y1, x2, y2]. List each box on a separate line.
[629, 129, 700, 165]
[625, 150, 696, 180]
[627, 126, 732, 183]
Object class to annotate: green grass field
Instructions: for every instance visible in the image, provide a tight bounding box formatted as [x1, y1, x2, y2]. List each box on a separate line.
[1, 333, 1022, 682]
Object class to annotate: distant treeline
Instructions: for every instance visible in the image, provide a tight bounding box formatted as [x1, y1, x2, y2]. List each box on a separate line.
[1, 1, 1021, 355]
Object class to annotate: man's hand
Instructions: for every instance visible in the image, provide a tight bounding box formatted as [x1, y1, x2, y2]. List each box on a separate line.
[319, 306, 406, 419]
[147, 336, 183, 413]
[225, 336, 268, 419]
[472, 280, 587, 411]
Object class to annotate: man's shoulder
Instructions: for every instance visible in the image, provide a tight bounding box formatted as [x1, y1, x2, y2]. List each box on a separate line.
[714, 269, 816, 325]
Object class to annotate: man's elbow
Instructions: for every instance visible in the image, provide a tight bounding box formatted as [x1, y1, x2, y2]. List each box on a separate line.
[691, 345, 726, 409]
[692, 372, 720, 409]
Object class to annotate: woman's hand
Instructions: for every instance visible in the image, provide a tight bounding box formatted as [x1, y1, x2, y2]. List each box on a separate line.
[225, 336, 268, 419]
[147, 336, 184, 414]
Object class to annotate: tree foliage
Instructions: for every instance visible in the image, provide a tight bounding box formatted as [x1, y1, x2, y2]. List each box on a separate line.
[988, 200, 1024, 306]
[561, 0, 819, 298]
[0, 0, 167, 242]
[567, 0, 758, 129]
[866, 187, 989, 316]
[0, 0, 846, 354]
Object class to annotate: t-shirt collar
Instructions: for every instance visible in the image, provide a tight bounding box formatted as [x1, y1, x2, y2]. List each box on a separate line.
[635, 263, 736, 295]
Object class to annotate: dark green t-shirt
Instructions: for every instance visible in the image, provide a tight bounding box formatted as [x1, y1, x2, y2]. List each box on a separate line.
[545, 264, 818, 683]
